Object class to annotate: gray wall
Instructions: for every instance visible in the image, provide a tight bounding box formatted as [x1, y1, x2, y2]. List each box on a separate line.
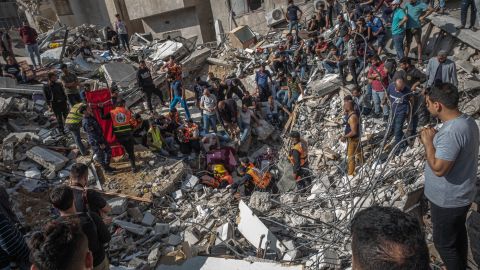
[141, 7, 203, 41]
[57, 0, 112, 27]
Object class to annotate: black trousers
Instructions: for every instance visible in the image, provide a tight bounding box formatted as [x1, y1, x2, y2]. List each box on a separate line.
[338, 59, 358, 86]
[430, 201, 470, 270]
[116, 135, 136, 168]
[296, 166, 312, 191]
[142, 85, 164, 112]
[52, 101, 68, 133]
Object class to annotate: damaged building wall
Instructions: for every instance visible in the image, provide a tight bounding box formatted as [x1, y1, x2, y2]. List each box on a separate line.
[53, 0, 111, 27]
[124, 0, 215, 44]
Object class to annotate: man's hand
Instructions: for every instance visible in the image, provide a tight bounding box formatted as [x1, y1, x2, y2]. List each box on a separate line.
[100, 144, 106, 149]
[420, 127, 436, 145]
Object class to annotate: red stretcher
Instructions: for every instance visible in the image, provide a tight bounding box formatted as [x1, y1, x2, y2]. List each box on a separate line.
[85, 88, 124, 157]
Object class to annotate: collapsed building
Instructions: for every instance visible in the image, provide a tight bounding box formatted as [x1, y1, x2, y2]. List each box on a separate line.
[1, 2, 480, 270]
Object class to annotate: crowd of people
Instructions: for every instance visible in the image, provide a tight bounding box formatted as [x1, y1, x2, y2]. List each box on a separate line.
[1, 1, 479, 269]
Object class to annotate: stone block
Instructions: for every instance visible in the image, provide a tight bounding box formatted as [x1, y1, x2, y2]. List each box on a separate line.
[467, 211, 480, 265]
[0, 97, 14, 116]
[183, 228, 200, 245]
[166, 234, 182, 246]
[26, 146, 69, 172]
[215, 223, 233, 245]
[154, 223, 170, 235]
[142, 211, 156, 226]
[182, 174, 199, 190]
[172, 190, 183, 200]
[113, 220, 148, 236]
[2, 141, 14, 168]
[25, 168, 41, 179]
[248, 191, 272, 213]
[108, 198, 128, 215]
[305, 249, 341, 269]
[148, 247, 161, 267]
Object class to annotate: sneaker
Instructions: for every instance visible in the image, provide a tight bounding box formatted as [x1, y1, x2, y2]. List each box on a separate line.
[103, 166, 115, 175]
[468, 26, 478, 32]
[456, 25, 466, 30]
[383, 115, 389, 122]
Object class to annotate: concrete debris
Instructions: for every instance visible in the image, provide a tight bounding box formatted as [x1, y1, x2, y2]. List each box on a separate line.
[26, 146, 69, 172]
[141, 211, 156, 226]
[113, 220, 149, 236]
[109, 198, 128, 215]
[248, 191, 272, 213]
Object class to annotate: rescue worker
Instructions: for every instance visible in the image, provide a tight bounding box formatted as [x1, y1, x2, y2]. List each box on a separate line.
[230, 158, 274, 197]
[224, 77, 246, 99]
[147, 120, 171, 156]
[43, 72, 68, 134]
[99, 99, 137, 172]
[81, 105, 114, 174]
[177, 119, 201, 159]
[137, 60, 165, 114]
[288, 131, 310, 190]
[65, 102, 87, 156]
[200, 164, 234, 189]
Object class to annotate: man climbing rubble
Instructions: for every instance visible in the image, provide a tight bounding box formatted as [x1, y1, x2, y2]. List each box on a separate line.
[100, 98, 138, 172]
[43, 72, 69, 135]
[288, 131, 310, 191]
[137, 60, 165, 114]
[66, 102, 88, 156]
[230, 157, 274, 198]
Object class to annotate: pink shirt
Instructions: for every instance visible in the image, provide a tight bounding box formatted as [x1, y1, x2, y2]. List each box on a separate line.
[368, 63, 388, 92]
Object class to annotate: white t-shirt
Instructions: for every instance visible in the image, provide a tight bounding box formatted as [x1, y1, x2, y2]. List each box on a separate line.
[115, 21, 127, 34]
[200, 94, 217, 116]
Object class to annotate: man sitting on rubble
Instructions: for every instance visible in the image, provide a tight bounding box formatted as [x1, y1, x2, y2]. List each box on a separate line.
[177, 119, 201, 159]
[147, 119, 173, 156]
[288, 131, 310, 191]
[100, 98, 138, 172]
[82, 104, 115, 174]
[2, 56, 25, 83]
[230, 157, 274, 198]
[105, 26, 118, 54]
[50, 185, 111, 270]
[262, 96, 290, 128]
[60, 64, 82, 107]
[44, 72, 69, 135]
[78, 39, 94, 61]
[351, 206, 430, 270]
[69, 163, 112, 222]
[322, 46, 341, 74]
[274, 72, 289, 103]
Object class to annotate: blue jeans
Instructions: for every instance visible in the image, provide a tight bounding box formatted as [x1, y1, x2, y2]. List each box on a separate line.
[461, 0, 477, 26]
[203, 113, 218, 133]
[372, 90, 389, 116]
[26, 43, 41, 67]
[119, 33, 130, 51]
[322, 61, 338, 74]
[239, 121, 251, 143]
[391, 111, 407, 154]
[335, 37, 345, 55]
[92, 143, 112, 166]
[67, 126, 86, 155]
[392, 33, 405, 60]
[286, 92, 300, 110]
[289, 20, 300, 36]
[169, 95, 191, 120]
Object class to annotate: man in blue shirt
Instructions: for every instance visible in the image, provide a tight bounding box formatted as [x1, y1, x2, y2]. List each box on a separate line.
[255, 63, 273, 102]
[404, 0, 433, 64]
[169, 80, 191, 120]
[366, 11, 386, 55]
[391, 0, 408, 60]
[384, 76, 412, 154]
[285, 0, 303, 38]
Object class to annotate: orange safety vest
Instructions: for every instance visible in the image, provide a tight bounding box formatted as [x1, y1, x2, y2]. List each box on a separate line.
[110, 107, 133, 134]
[202, 164, 233, 188]
[245, 163, 272, 189]
[288, 142, 308, 167]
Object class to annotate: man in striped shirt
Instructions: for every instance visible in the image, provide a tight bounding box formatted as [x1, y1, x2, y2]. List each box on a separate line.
[0, 212, 30, 270]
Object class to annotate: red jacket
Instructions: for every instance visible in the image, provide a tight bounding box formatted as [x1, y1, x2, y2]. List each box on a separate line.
[19, 26, 38, 45]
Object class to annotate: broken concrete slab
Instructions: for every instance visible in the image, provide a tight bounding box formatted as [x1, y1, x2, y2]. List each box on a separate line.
[456, 60, 476, 74]
[429, 14, 480, 51]
[166, 234, 182, 246]
[3, 132, 39, 143]
[127, 207, 144, 222]
[181, 47, 211, 71]
[108, 197, 128, 215]
[26, 146, 69, 172]
[0, 97, 14, 116]
[113, 220, 148, 236]
[149, 40, 188, 62]
[462, 95, 480, 115]
[156, 256, 303, 270]
[148, 247, 161, 268]
[215, 223, 233, 245]
[101, 63, 137, 89]
[181, 175, 199, 190]
[462, 79, 480, 92]
[40, 47, 63, 65]
[305, 249, 341, 269]
[248, 192, 272, 213]
[2, 141, 14, 168]
[183, 228, 200, 245]
[206, 57, 234, 68]
[237, 200, 287, 257]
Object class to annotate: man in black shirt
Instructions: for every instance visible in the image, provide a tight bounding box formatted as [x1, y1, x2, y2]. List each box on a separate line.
[50, 185, 111, 270]
[78, 40, 94, 60]
[69, 163, 111, 221]
[43, 72, 69, 134]
[218, 99, 239, 139]
[285, 0, 303, 38]
[105, 26, 118, 54]
[137, 60, 165, 114]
